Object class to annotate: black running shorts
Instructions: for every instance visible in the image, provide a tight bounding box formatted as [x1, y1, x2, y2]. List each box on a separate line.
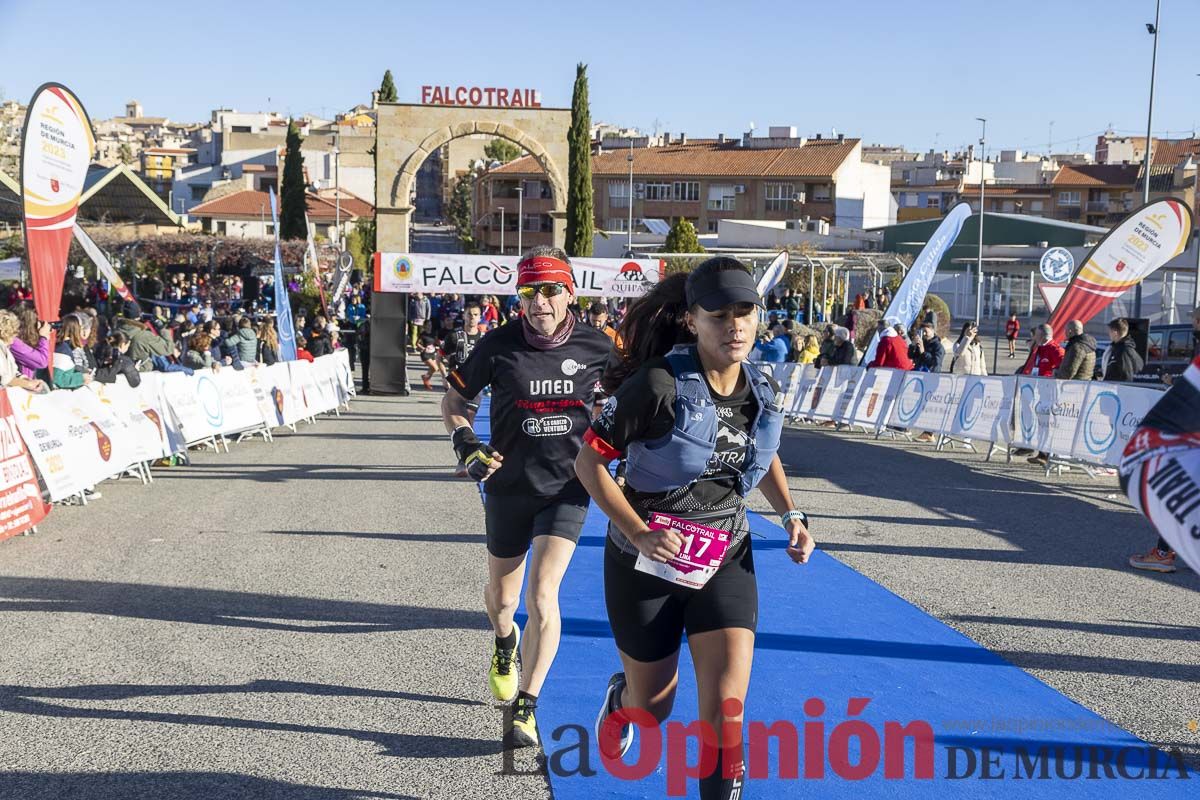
[604, 535, 758, 663]
[484, 492, 589, 559]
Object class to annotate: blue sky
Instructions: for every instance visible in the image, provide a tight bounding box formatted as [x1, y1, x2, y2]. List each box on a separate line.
[2, 0, 1199, 154]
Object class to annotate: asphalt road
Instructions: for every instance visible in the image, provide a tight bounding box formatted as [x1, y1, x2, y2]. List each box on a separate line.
[411, 224, 459, 255]
[0, 369, 1195, 799]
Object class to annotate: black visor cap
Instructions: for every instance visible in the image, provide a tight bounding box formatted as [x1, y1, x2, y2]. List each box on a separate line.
[685, 266, 764, 311]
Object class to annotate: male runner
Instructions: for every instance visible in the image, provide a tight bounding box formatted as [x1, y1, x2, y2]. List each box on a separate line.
[442, 303, 486, 475]
[441, 246, 613, 748]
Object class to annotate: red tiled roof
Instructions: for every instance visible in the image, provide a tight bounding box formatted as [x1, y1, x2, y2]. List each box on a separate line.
[490, 139, 860, 180]
[143, 147, 195, 155]
[189, 189, 373, 221]
[1149, 138, 1200, 166]
[309, 191, 373, 219]
[1051, 164, 1139, 186]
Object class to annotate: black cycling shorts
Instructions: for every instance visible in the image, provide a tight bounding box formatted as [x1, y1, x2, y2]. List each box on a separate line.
[484, 492, 589, 559]
[604, 535, 758, 663]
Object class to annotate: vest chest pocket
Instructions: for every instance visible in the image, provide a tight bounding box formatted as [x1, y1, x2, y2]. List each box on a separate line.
[625, 396, 717, 493]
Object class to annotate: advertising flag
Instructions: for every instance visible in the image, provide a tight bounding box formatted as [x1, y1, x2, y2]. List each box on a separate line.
[20, 83, 95, 321]
[1047, 198, 1192, 340]
[861, 202, 971, 365]
[755, 251, 788, 296]
[269, 188, 298, 361]
[73, 223, 134, 302]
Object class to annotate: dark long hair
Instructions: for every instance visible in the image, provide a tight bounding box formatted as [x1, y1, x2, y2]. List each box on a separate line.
[602, 256, 753, 394]
[956, 321, 978, 346]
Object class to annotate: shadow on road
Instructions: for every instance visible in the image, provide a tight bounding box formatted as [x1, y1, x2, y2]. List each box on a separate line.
[270, 531, 486, 545]
[0, 771, 416, 799]
[0, 576, 490, 634]
[154, 463, 462, 484]
[0, 681, 501, 760]
[776, 428, 1198, 581]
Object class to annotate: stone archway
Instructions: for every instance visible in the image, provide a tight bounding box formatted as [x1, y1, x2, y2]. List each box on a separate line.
[375, 103, 571, 253]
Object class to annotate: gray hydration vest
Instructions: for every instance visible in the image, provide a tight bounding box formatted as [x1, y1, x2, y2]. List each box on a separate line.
[624, 346, 784, 497]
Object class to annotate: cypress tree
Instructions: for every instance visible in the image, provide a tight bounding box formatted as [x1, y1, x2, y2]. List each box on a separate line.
[279, 119, 308, 240]
[379, 70, 398, 102]
[663, 217, 704, 253]
[565, 63, 594, 257]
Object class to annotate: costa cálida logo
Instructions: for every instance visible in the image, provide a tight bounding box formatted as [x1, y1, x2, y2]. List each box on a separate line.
[810, 387, 823, 410]
[90, 422, 112, 461]
[866, 391, 879, 418]
[271, 387, 286, 423]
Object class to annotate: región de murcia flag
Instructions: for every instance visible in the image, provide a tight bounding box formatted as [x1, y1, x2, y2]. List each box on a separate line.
[20, 83, 95, 321]
[1119, 355, 1200, 572]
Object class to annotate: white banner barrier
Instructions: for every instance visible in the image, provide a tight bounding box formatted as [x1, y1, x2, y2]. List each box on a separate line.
[0, 355, 350, 503]
[791, 367, 821, 418]
[785, 365, 1164, 468]
[888, 372, 959, 433]
[1012, 377, 1089, 454]
[7, 386, 139, 501]
[1068, 383, 1162, 466]
[945, 376, 1015, 446]
[847, 368, 903, 432]
[809, 366, 860, 421]
[88, 378, 172, 463]
[159, 370, 264, 443]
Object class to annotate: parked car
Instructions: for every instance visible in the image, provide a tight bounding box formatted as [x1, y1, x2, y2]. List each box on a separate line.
[1097, 322, 1196, 382]
[1144, 323, 1197, 380]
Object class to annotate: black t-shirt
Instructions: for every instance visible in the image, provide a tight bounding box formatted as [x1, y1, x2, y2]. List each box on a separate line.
[443, 328, 483, 371]
[418, 334, 440, 362]
[589, 355, 776, 540]
[451, 321, 612, 498]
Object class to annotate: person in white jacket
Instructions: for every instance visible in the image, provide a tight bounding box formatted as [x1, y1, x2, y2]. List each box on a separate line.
[950, 321, 988, 376]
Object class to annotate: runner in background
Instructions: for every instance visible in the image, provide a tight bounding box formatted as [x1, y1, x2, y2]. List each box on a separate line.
[440, 246, 612, 749]
[575, 257, 815, 800]
[1006, 313, 1021, 358]
[587, 300, 621, 416]
[417, 331, 445, 391]
[442, 303, 486, 475]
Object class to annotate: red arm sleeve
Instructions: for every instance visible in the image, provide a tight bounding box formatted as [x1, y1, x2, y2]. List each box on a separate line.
[583, 428, 621, 461]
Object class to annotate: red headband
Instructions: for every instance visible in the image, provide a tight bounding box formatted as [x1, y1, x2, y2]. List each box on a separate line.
[517, 256, 574, 292]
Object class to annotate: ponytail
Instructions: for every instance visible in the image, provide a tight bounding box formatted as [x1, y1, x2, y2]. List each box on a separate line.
[603, 255, 755, 394]
[602, 273, 692, 394]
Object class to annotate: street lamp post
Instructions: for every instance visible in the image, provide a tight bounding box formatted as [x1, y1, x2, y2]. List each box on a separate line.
[1136, 0, 1161, 319]
[975, 117, 987, 324]
[627, 140, 635, 252]
[516, 185, 524, 255]
[498, 206, 505, 254]
[333, 130, 342, 251]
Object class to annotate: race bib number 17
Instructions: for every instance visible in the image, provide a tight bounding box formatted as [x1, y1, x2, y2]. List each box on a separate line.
[633, 513, 731, 590]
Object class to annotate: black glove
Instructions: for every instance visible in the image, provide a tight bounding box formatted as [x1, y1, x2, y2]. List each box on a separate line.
[452, 427, 498, 482]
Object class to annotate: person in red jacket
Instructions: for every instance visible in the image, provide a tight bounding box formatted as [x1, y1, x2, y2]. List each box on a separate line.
[1019, 324, 1063, 376]
[294, 334, 315, 362]
[867, 317, 914, 370]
